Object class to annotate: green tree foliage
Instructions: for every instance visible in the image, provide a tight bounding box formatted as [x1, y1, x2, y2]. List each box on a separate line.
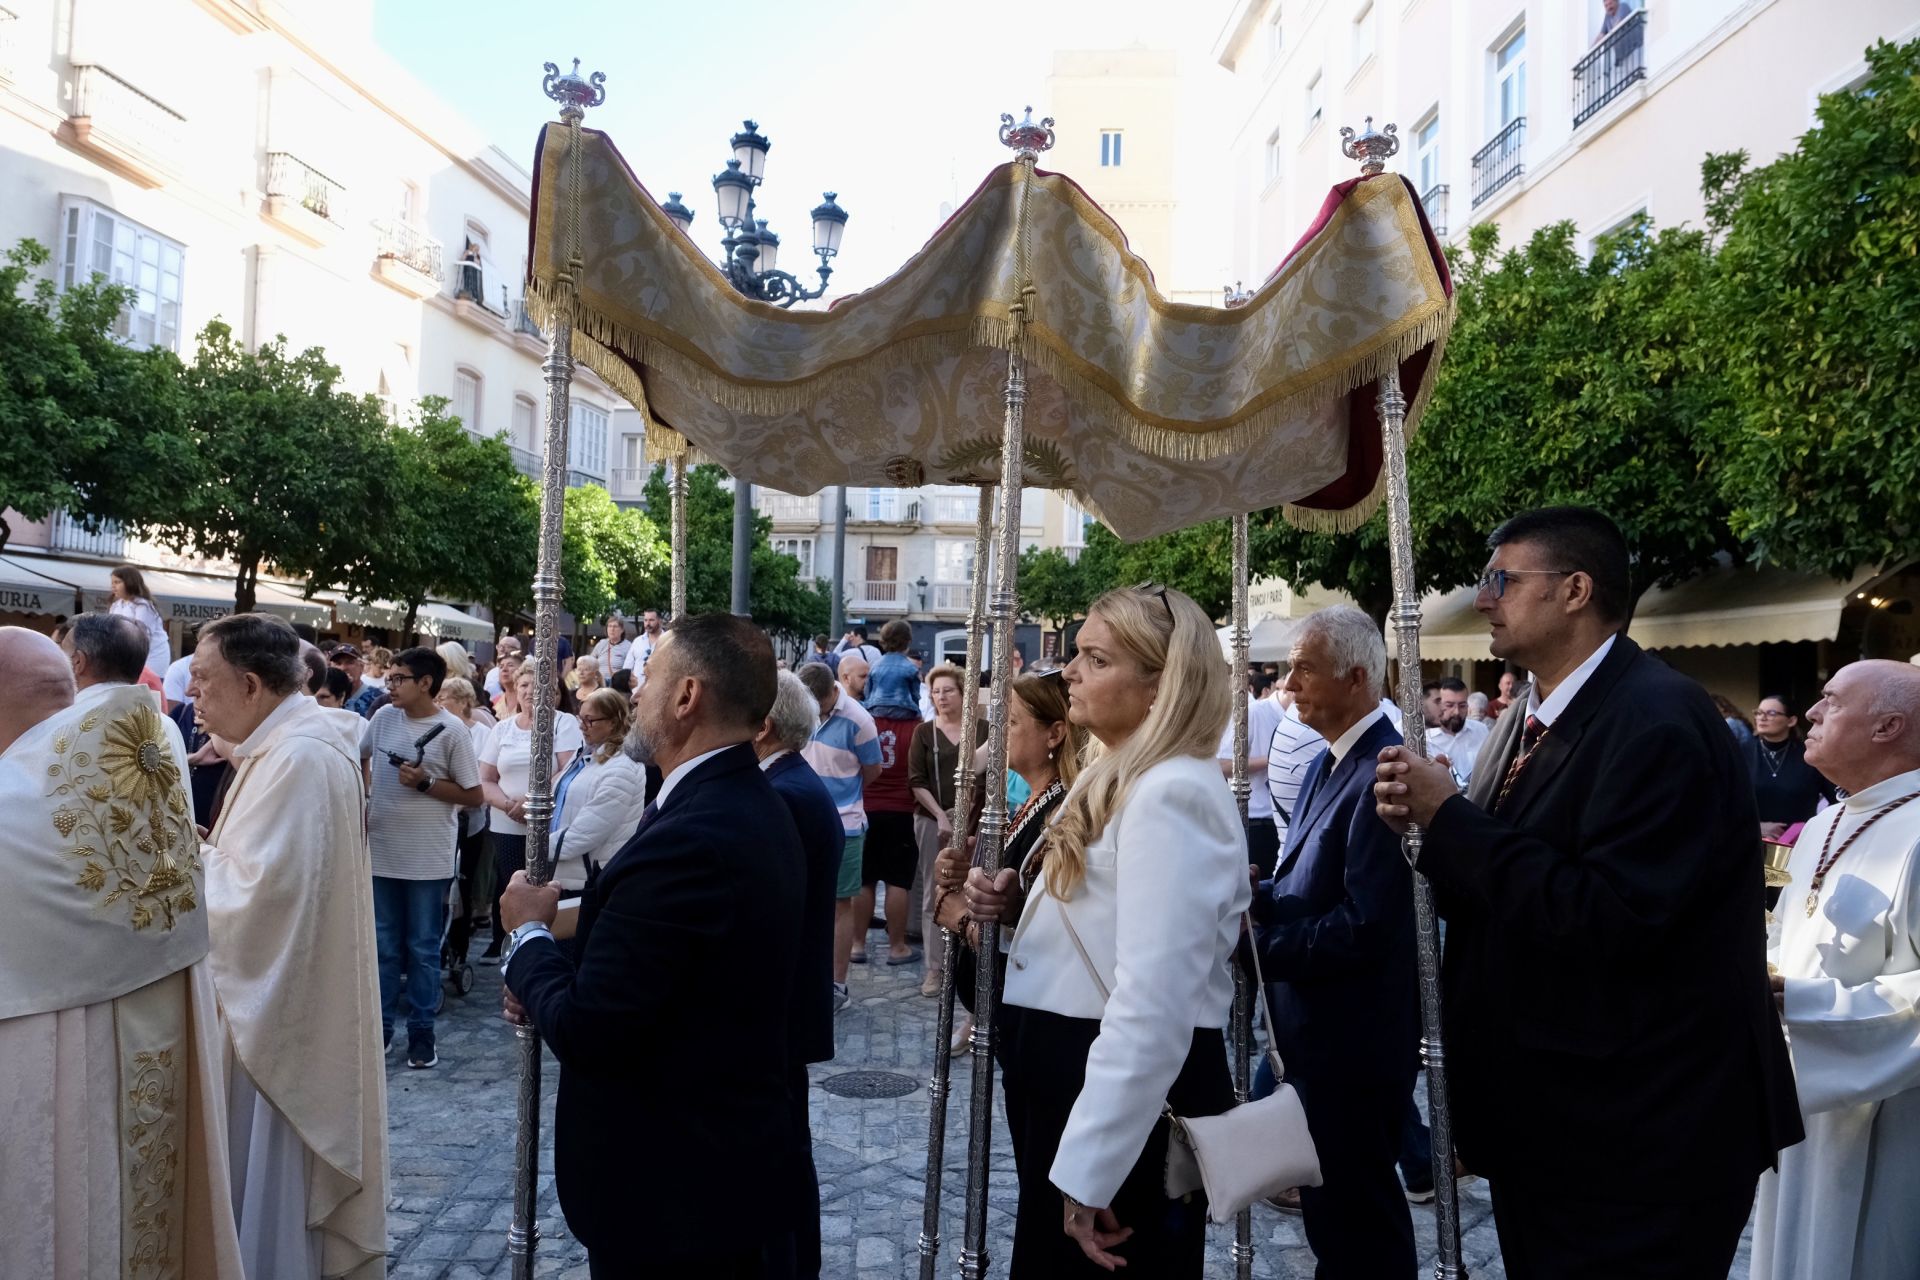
[1017, 543, 1092, 631]
[638, 464, 830, 638]
[0, 240, 191, 557]
[160, 323, 389, 612]
[562, 484, 669, 623]
[1703, 38, 1920, 575]
[347, 401, 541, 636]
[1072, 521, 1237, 620]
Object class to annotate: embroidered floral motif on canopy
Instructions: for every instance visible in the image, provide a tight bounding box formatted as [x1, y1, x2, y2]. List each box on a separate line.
[525, 126, 1453, 540]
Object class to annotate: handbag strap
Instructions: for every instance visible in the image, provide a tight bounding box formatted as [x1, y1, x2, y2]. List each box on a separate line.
[1053, 898, 1290, 1083]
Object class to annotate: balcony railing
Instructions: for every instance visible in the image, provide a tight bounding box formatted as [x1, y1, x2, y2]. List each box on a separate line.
[69, 65, 186, 174]
[929, 581, 972, 612]
[566, 468, 605, 491]
[1573, 9, 1647, 127]
[372, 218, 443, 281]
[511, 297, 543, 339]
[1470, 117, 1526, 208]
[507, 445, 542, 481]
[851, 579, 905, 609]
[49, 509, 127, 558]
[758, 491, 822, 523]
[610, 466, 651, 496]
[928, 494, 979, 523]
[0, 7, 20, 83]
[1420, 184, 1450, 238]
[266, 152, 344, 223]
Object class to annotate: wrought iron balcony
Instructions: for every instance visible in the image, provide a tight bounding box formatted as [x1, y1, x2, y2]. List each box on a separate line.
[371, 218, 443, 293]
[48, 509, 127, 558]
[1420, 184, 1450, 238]
[851, 579, 906, 610]
[67, 65, 186, 184]
[1573, 10, 1647, 128]
[507, 445, 542, 481]
[511, 297, 543, 339]
[266, 152, 344, 223]
[1470, 118, 1526, 208]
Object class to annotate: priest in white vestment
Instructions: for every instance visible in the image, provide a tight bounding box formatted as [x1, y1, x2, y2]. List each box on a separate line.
[1755, 659, 1920, 1280]
[190, 614, 388, 1280]
[0, 627, 245, 1280]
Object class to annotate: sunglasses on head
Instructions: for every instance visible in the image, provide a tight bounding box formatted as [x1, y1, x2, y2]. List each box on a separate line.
[1132, 582, 1176, 626]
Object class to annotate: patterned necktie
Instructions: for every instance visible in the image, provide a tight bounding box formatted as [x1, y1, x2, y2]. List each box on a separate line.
[1519, 714, 1543, 758]
[1495, 715, 1548, 814]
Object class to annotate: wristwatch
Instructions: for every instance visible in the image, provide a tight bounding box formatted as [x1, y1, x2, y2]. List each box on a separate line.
[414, 775, 434, 794]
[501, 920, 554, 970]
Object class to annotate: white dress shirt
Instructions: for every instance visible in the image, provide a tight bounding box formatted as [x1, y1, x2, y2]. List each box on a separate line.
[1003, 754, 1251, 1209]
[1327, 706, 1385, 763]
[1427, 718, 1491, 785]
[653, 744, 734, 810]
[1528, 633, 1617, 728]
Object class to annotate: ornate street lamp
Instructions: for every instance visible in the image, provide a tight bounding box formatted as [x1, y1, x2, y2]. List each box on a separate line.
[666, 119, 852, 614]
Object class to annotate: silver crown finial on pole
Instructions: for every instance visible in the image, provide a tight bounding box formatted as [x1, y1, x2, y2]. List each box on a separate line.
[542, 57, 606, 122]
[1339, 116, 1399, 175]
[998, 106, 1056, 162]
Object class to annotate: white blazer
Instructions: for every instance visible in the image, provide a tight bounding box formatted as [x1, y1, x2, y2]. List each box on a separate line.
[552, 753, 648, 890]
[1003, 753, 1250, 1209]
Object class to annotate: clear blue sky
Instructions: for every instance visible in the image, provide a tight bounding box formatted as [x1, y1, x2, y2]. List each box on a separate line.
[374, 0, 1220, 295]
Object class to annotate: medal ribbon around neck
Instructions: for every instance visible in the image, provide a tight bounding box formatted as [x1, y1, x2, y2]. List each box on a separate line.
[1806, 789, 1920, 917]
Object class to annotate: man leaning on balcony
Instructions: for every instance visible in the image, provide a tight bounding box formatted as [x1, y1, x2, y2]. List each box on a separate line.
[1596, 0, 1639, 45]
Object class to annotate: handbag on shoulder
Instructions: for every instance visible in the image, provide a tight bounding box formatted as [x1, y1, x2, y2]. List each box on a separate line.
[1055, 898, 1322, 1223]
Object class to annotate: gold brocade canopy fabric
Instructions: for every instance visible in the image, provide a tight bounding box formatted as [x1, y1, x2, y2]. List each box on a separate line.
[526, 124, 1453, 540]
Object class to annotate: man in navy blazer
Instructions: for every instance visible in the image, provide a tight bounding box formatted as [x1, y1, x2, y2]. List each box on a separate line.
[753, 669, 846, 1280]
[501, 614, 806, 1278]
[1252, 605, 1418, 1278]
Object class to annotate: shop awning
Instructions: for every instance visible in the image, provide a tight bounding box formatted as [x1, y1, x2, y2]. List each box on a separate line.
[1216, 614, 1305, 663]
[1397, 561, 1892, 660]
[0, 555, 92, 616]
[327, 596, 410, 631]
[416, 603, 493, 644]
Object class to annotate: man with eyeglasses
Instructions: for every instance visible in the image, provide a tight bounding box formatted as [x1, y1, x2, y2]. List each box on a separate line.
[360, 646, 482, 1067]
[1374, 505, 1801, 1277]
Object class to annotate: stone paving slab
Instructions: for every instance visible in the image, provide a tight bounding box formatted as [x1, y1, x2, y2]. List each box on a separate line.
[384, 930, 1754, 1277]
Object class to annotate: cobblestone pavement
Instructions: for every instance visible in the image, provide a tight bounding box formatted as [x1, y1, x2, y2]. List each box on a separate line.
[385, 930, 1755, 1278]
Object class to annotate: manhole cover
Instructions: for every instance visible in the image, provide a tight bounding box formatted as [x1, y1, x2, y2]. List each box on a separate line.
[821, 1070, 920, 1099]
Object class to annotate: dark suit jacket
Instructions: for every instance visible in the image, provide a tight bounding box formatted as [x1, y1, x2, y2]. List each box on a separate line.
[506, 742, 807, 1254]
[1421, 636, 1802, 1197]
[765, 749, 844, 1068]
[1252, 713, 1417, 1087]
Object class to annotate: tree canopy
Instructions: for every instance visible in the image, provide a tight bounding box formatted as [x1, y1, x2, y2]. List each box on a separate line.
[639, 464, 830, 637]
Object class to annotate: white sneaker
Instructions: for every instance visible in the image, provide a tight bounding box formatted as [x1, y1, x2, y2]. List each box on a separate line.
[831, 983, 850, 1014]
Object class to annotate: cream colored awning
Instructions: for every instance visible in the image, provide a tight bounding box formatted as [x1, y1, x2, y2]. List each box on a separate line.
[327, 596, 410, 630]
[416, 603, 493, 644]
[1397, 561, 1891, 660]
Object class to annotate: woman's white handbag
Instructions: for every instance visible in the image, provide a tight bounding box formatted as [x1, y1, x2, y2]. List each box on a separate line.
[1058, 900, 1322, 1224]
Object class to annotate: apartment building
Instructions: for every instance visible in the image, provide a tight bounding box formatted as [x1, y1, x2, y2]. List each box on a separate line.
[0, 0, 617, 647]
[1214, 0, 1918, 276]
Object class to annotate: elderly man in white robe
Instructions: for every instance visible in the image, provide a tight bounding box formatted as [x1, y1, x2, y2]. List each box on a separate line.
[0, 627, 244, 1278]
[1755, 659, 1920, 1280]
[191, 613, 388, 1280]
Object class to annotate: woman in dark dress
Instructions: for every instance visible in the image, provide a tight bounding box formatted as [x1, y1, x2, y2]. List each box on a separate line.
[1744, 693, 1837, 839]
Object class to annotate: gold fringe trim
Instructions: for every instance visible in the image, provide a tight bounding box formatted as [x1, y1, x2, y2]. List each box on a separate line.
[1278, 296, 1457, 533]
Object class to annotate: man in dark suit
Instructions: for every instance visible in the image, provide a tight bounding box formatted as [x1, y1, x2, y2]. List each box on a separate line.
[501, 614, 806, 1278]
[1375, 507, 1802, 1278]
[1252, 604, 1418, 1278]
[752, 669, 846, 1280]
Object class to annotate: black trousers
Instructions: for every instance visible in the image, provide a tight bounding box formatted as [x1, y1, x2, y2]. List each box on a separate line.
[1001, 1005, 1231, 1280]
[1291, 1071, 1418, 1279]
[490, 832, 526, 945]
[762, 1064, 821, 1280]
[588, 1245, 764, 1279]
[1489, 1176, 1755, 1280]
[1246, 816, 1281, 874]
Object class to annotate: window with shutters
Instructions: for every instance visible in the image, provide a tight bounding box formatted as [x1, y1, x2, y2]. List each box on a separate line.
[452, 368, 482, 434]
[58, 198, 185, 351]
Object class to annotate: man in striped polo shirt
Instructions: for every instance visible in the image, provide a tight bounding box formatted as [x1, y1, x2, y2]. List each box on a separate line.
[797, 662, 881, 1013]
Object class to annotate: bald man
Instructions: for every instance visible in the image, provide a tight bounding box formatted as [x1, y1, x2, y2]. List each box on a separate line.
[0, 626, 244, 1276]
[1754, 660, 1920, 1279]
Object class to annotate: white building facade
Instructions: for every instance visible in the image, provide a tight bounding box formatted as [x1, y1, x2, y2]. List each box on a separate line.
[1214, 0, 1919, 279]
[0, 0, 618, 641]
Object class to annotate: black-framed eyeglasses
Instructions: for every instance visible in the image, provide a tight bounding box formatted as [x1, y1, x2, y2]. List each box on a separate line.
[385, 672, 420, 686]
[1474, 568, 1575, 600]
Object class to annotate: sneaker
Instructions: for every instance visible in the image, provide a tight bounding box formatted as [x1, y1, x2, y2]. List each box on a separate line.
[406, 1029, 438, 1069]
[831, 983, 850, 1014]
[478, 941, 503, 966]
[1404, 1179, 1436, 1205]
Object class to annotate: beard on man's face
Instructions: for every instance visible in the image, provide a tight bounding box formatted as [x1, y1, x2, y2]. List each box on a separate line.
[622, 715, 657, 764]
[1441, 709, 1466, 734]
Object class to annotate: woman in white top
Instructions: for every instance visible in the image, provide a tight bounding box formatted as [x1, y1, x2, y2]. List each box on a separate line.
[108, 564, 171, 677]
[551, 687, 648, 892]
[478, 664, 582, 958]
[966, 584, 1248, 1276]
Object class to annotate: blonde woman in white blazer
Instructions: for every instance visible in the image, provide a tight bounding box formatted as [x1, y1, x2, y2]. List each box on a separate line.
[965, 584, 1250, 1277]
[552, 687, 648, 892]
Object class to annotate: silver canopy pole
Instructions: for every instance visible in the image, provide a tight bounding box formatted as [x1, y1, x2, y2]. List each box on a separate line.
[1229, 512, 1255, 1279]
[917, 485, 995, 1279]
[669, 457, 688, 617]
[958, 106, 1053, 1280]
[1341, 117, 1467, 1280]
[509, 58, 605, 1280]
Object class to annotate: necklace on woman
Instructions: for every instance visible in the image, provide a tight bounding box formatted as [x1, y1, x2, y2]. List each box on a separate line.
[1806, 790, 1920, 916]
[1760, 738, 1790, 779]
